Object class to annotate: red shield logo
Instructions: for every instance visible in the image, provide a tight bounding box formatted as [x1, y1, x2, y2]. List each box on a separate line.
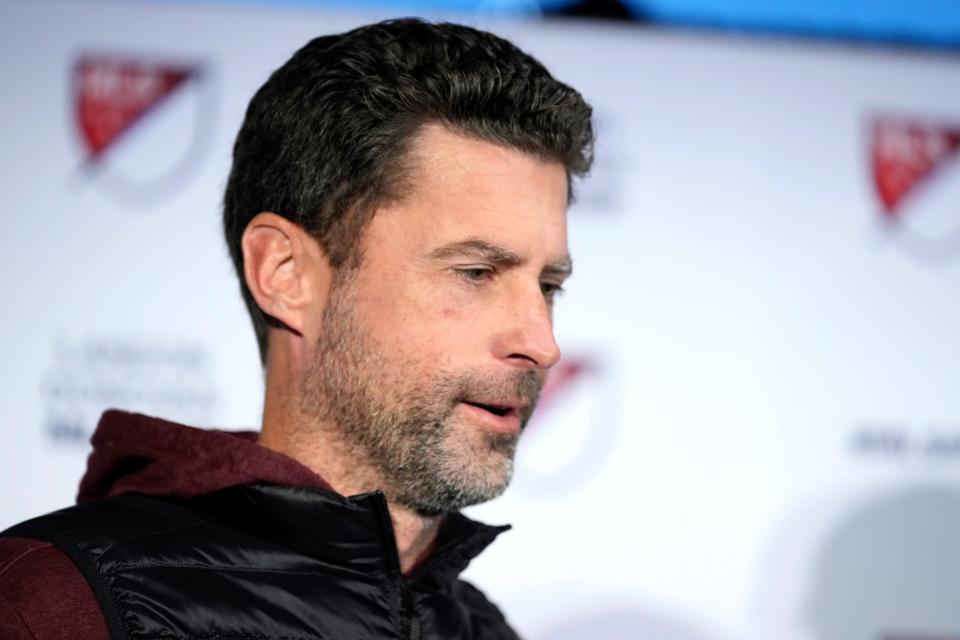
[72, 53, 210, 205]
[75, 55, 196, 162]
[870, 116, 960, 262]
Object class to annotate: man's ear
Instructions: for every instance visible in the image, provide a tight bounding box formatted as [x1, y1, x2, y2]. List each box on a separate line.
[241, 212, 330, 336]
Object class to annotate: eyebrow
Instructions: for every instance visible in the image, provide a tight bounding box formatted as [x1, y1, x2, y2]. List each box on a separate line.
[428, 238, 573, 278]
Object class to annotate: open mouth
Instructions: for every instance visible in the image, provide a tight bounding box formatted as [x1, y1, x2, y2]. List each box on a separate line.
[463, 401, 513, 417]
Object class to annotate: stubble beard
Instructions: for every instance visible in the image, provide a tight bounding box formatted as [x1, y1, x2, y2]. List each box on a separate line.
[301, 275, 542, 516]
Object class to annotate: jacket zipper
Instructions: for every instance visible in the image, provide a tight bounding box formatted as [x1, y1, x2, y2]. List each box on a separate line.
[400, 580, 421, 640]
[369, 492, 421, 640]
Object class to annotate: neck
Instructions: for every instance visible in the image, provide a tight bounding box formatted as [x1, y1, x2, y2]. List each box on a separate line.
[258, 354, 443, 574]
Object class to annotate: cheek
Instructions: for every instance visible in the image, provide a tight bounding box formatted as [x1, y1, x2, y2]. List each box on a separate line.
[438, 300, 464, 320]
[424, 298, 471, 342]
[361, 271, 493, 357]
[434, 284, 497, 324]
[409, 292, 490, 357]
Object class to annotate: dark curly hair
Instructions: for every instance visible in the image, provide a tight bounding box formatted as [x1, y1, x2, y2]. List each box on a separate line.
[223, 18, 594, 365]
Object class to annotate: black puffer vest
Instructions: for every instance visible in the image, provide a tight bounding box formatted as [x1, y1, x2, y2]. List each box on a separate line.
[3, 483, 518, 640]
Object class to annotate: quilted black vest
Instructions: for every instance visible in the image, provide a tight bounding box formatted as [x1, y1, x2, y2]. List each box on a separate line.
[2, 484, 518, 640]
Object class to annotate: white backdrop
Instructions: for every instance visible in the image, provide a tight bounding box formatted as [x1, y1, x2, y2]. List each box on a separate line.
[2, 2, 959, 639]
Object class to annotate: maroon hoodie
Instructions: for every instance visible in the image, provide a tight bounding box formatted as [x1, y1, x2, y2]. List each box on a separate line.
[0, 410, 338, 640]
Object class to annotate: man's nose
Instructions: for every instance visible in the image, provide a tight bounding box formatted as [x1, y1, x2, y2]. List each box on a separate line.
[495, 285, 561, 370]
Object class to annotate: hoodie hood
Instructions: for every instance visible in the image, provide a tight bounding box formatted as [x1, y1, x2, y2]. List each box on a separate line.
[78, 410, 332, 503]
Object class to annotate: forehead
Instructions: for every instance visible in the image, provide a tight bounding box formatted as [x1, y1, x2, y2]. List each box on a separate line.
[373, 123, 570, 259]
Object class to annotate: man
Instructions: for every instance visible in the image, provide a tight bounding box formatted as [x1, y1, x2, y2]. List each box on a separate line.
[0, 18, 592, 640]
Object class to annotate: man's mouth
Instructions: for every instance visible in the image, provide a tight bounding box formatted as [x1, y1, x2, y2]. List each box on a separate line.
[460, 400, 526, 433]
[464, 401, 513, 417]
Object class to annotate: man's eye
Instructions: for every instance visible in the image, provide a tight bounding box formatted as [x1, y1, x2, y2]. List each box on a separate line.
[456, 266, 494, 283]
[541, 282, 565, 301]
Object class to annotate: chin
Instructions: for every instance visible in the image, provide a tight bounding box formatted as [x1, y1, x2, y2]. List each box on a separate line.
[398, 446, 516, 515]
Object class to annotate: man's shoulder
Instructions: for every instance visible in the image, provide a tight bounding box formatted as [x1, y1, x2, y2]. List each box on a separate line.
[0, 493, 297, 640]
[4, 493, 207, 547]
[3, 494, 214, 583]
[439, 578, 522, 640]
[0, 495, 207, 640]
[2, 492, 297, 578]
[0, 536, 109, 640]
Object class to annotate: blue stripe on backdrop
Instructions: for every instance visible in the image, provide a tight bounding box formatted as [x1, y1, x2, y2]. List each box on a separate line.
[633, 0, 960, 48]
[146, 0, 960, 48]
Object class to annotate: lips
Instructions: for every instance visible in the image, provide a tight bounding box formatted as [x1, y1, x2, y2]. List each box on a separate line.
[463, 401, 513, 417]
[460, 400, 526, 433]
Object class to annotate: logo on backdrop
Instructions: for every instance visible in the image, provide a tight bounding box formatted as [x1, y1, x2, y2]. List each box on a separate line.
[41, 337, 219, 444]
[870, 116, 960, 263]
[515, 353, 622, 497]
[73, 54, 213, 205]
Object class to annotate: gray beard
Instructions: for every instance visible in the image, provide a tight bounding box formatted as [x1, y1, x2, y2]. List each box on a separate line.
[301, 275, 541, 515]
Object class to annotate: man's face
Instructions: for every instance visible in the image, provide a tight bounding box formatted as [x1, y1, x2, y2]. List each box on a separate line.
[302, 124, 571, 514]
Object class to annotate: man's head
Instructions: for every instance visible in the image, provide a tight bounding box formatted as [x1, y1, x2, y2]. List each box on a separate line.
[223, 19, 593, 514]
